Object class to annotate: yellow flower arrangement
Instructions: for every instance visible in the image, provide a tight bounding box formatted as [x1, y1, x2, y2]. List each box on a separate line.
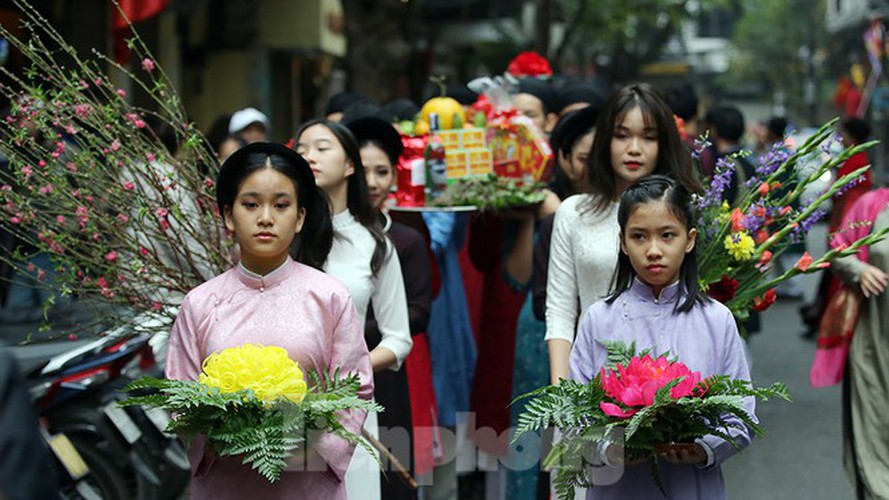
[724, 232, 756, 261]
[124, 343, 379, 482]
[199, 344, 308, 404]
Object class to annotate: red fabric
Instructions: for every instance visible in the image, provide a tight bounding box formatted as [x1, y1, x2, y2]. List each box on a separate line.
[467, 216, 527, 456]
[470, 260, 526, 456]
[403, 333, 439, 476]
[811, 286, 861, 387]
[113, 0, 170, 64]
[831, 188, 889, 262]
[836, 152, 873, 202]
[459, 230, 484, 344]
[833, 77, 864, 118]
[812, 188, 889, 387]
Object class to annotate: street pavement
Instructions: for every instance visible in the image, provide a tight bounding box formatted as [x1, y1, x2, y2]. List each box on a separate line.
[722, 298, 853, 500]
[723, 222, 854, 500]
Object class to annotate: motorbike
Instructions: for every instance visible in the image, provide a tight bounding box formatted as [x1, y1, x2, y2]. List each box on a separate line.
[12, 326, 189, 499]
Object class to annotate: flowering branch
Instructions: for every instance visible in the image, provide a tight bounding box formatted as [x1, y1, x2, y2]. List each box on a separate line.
[0, 0, 230, 335]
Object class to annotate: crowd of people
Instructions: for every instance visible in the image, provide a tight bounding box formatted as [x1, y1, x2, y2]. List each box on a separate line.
[3, 63, 889, 500]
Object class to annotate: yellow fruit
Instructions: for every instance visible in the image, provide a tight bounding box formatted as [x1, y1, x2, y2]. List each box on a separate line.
[414, 119, 430, 136]
[419, 97, 465, 130]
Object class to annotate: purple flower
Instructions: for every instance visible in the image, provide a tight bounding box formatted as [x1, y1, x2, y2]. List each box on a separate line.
[744, 202, 768, 233]
[692, 136, 712, 160]
[821, 135, 842, 157]
[699, 158, 735, 207]
[834, 175, 867, 198]
[756, 145, 792, 177]
[791, 208, 828, 242]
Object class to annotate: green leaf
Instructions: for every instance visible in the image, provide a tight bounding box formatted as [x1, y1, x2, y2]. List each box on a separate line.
[118, 367, 379, 482]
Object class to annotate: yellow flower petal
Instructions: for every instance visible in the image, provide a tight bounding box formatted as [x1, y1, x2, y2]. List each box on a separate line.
[199, 344, 307, 404]
[724, 232, 755, 261]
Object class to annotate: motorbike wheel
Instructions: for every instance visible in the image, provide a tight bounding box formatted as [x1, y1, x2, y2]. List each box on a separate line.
[62, 436, 131, 500]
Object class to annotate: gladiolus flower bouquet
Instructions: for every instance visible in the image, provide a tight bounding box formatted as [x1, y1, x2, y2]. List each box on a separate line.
[693, 122, 889, 332]
[120, 344, 381, 482]
[514, 341, 789, 498]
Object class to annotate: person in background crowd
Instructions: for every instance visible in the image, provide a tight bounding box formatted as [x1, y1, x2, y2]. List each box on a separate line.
[217, 134, 247, 162]
[833, 118, 875, 231]
[0, 348, 60, 500]
[666, 83, 715, 177]
[348, 116, 437, 500]
[704, 105, 762, 338]
[546, 83, 701, 386]
[508, 104, 600, 500]
[227, 107, 269, 144]
[513, 78, 559, 135]
[423, 208, 477, 500]
[383, 98, 420, 123]
[754, 116, 805, 300]
[468, 78, 568, 497]
[830, 188, 889, 499]
[325, 91, 365, 123]
[704, 105, 754, 206]
[555, 81, 605, 117]
[445, 84, 480, 121]
[801, 117, 876, 338]
[295, 120, 412, 500]
[205, 113, 233, 157]
[750, 116, 790, 163]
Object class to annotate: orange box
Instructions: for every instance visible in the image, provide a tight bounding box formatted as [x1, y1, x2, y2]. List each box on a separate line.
[461, 128, 486, 149]
[437, 130, 462, 150]
[468, 149, 492, 175]
[445, 150, 468, 179]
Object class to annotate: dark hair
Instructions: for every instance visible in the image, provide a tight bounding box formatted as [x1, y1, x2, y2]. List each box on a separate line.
[206, 113, 233, 154]
[346, 117, 403, 166]
[841, 117, 871, 144]
[766, 116, 787, 141]
[446, 85, 479, 105]
[294, 119, 389, 276]
[325, 92, 365, 117]
[556, 81, 605, 115]
[606, 175, 706, 313]
[382, 98, 420, 122]
[548, 109, 596, 200]
[705, 105, 745, 143]
[584, 83, 701, 214]
[666, 83, 698, 122]
[216, 142, 333, 270]
[342, 102, 396, 125]
[218, 134, 247, 154]
[517, 78, 558, 115]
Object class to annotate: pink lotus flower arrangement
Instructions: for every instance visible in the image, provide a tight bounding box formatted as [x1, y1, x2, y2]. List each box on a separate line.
[599, 354, 705, 418]
[514, 342, 789, 499]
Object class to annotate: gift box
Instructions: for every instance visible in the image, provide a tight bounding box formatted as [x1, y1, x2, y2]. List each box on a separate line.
[486, 115, 552, 183]
[396, 135, 428, 207]
[438, 128, 493, 181]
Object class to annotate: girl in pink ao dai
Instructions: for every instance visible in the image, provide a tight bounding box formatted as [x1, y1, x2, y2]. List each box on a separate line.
[166, 142, 373, 500]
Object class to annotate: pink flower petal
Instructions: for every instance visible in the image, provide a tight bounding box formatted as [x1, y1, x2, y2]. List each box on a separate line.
[600, 402, 636, 418]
